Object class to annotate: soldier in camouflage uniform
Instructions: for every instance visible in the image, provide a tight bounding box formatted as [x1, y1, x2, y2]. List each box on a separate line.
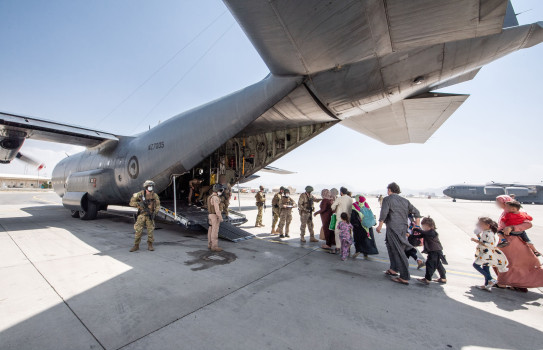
[207, 184, 224, 252]
[129, 180, 160, 252]
[277, 189, 296, 238]
[218, 175, 232, 214]
[271, 186, 285, 234]
[255, 185, 266, 227]
[298, 185, 322, 243]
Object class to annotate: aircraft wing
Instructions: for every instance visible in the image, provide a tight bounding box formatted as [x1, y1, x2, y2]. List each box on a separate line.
[341, 93, 469, 145]
[0, 111, 119, 147]
[223, 0, 509, 76]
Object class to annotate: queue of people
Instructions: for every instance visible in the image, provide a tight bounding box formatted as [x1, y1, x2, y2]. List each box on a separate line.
[252, 182, 543, 291]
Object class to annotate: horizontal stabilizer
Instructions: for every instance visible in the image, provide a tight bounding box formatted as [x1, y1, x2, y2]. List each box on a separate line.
[224, 0, 509, 75]
[261, 166, 296, 175]
[341, 93, 469, 145]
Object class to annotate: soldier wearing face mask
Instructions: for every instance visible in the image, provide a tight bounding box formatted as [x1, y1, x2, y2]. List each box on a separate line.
[277, 189, 296, 238]
[129, 180, 160, 252]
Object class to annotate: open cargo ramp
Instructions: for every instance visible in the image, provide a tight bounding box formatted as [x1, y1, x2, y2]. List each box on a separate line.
[156, 201, 254, 242]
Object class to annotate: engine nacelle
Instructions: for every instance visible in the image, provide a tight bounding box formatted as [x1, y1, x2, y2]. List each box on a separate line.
[0, 130, 26, 163]
[505, 187, 530, 197]
[484, 186, 505, 196]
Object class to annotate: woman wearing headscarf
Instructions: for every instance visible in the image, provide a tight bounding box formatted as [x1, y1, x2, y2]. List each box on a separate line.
[493, 195, 543, 290]
[330, 188, 339, 202]
[314, 189, 335, 249]
[351, 195, 379, 258]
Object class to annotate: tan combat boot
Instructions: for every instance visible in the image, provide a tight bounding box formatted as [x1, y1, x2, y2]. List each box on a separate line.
[211, 247, 223, 252]
[148, 242, 155, 251]
[309, 235, 319, 243]
[300, 235, 306, 243]
[129, 244, 139, 252]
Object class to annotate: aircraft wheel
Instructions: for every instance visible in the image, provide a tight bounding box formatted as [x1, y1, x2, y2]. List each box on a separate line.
[452, 199, 456, 202]
[70, 210, 80, 218]
[80, 199, 98, 220]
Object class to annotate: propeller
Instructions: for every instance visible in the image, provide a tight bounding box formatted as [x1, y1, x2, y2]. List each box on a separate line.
[16, 152, 46, 170]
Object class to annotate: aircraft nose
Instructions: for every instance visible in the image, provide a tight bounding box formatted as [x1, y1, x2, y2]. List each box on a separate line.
[443, 188, 450, 196]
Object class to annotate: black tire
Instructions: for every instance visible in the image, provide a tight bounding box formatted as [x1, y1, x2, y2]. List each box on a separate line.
[80, 199, 98, 220]
[452, 199, 456, 202]
[70, 210, 80, 218]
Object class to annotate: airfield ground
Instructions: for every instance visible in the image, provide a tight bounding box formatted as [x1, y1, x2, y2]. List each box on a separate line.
[1, 191, 542, 350]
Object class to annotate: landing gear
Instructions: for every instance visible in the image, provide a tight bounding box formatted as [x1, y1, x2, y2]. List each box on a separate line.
[452, 198, 456, 202]
[79, 198, 98, 220]
[70, 210, 80, 218]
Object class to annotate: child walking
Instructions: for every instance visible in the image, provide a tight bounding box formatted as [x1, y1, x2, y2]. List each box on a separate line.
[472, 217, 509, 292]
[412, 217, 447, 285]
[337, 212, 353, 261]
[497, 201, 540, 256]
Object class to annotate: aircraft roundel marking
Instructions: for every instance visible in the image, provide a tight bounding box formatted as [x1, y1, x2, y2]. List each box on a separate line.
[127, 156, 139, 179]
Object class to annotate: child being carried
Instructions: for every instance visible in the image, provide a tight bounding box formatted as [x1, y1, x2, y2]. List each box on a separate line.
[497, 201, 541, 257]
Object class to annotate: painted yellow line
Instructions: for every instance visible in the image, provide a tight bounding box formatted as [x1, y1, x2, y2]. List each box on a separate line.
[32, 195, 60, 205]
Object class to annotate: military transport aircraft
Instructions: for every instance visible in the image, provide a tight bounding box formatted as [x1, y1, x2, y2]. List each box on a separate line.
[443, 183, 543, 204]
[1, 1, 543, 225]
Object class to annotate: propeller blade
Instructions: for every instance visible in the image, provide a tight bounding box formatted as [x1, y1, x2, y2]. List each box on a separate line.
[16, 152, 46, 170]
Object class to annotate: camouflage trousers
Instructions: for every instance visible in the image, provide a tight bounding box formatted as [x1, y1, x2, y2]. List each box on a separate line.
[271, 207, 280, 229]
[255, 205, 264, 226]
[299, 211, 315, 237]
[134, 214, 154, 244]
[277, 210, 292, 235]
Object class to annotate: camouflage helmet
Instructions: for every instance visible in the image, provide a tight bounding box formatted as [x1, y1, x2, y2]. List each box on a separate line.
[283, 188, 290, 194]
[143, 180, 155, 188]
[280, 186, 286, 192]
[305, 185, 314, 193]
[213, 184, 224, 192]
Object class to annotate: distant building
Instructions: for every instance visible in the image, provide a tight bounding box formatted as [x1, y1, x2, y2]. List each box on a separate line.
[0, 173, 51, 189]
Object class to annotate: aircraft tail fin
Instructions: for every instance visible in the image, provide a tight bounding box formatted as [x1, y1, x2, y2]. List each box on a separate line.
[504, 1, 519, 28]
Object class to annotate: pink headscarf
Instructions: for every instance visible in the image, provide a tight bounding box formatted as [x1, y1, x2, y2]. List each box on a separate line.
[358, 195, 370, 209]
[496, 195, 513, 204]
[353, 195, 370, 211]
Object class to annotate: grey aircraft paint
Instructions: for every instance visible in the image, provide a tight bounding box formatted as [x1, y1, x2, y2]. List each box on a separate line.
[1, 1, 542, 219]
[443, 183, 543, 204]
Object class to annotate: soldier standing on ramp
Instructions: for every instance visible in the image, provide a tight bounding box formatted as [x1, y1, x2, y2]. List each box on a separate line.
[255, 185, 266, 227]
[277, 189, 296, 238]
[298, 185, 322, 243]
[129, 180, 160, 252]
[207, 184, 224, 252]
[271, 186, 285, 234]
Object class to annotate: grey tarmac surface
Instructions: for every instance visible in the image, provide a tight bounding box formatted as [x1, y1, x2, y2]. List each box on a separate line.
[1, 191, 542, 350]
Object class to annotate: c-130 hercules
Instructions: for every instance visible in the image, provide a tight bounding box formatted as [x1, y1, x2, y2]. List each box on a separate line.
[1, 1, 542, 222]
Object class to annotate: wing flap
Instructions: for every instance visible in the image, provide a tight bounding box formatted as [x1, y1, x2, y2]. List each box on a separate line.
[0, 112, 119, 147]
[341, 93, 469, 145]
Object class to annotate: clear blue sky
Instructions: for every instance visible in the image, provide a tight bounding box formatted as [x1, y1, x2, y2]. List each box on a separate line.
[1, 0, 542, 193]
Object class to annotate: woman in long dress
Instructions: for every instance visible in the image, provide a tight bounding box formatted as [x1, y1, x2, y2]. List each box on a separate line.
[314, 189, 335, 249]
[494, 195, 543, 290]
[351, 195, 378, 258]
[376, 183, 421, 285]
